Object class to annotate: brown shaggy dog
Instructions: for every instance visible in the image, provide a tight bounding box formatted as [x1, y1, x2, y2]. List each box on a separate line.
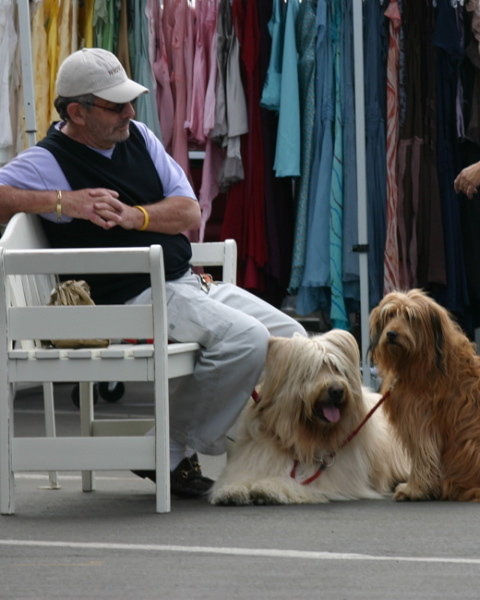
[210, 330, 408, 505]
[370, 288, 480, 502]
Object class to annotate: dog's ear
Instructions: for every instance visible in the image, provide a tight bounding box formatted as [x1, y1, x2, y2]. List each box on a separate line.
[323, 329, 360, 369]
[266, 336, 292, 365]
[368, 306, 381, 357]
[430, 310, 445, 374]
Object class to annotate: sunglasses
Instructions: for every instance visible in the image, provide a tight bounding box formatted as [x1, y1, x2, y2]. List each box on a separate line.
[81, 100, 130, 114]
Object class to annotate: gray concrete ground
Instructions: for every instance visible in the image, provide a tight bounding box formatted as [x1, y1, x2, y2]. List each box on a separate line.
[1, 382, 480, 600]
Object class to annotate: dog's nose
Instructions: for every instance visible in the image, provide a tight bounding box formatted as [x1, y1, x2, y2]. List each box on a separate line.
[328, 385, 344, 404]
[386, 330, 397, 343]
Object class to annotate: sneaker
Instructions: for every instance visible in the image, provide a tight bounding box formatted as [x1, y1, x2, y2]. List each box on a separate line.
[171, 454, 214, 498]
[132, 453, 214, 499]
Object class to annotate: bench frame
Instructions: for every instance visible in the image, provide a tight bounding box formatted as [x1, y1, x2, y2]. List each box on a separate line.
[0, 213, 237, 515]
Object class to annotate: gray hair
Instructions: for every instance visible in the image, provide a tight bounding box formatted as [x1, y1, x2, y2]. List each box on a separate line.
[53, 93, 95, 121]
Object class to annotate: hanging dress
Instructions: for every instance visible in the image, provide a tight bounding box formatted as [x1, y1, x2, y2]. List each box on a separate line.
[272, 0, 301, 178]
[93, 0, 116, 51]
[260, 0, 284, 111]
[362, 0, 388, 309]
[152, 0, 175, 147]
[259, 0, 295, 305]
[129, 0, 162, 138]
[187, 0, 209, 144]
[326, 0, 348, 329]
[432, 0, 469, 316]
[0, 0, 17, 162]
[221, 0, 267, 290]
[163, 0, 191, 179]
[199, 0, 226, 242]
[287, 0, 317, 301]
[341, 0, 360, 308]
[383, 0, 402, 294]
[292, 0, 330, 312]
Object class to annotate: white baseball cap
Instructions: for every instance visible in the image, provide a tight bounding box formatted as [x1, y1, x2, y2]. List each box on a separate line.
[56, 48, 149, 103]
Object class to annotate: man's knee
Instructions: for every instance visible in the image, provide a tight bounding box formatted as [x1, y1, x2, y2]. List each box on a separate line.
[284, 317, 308, 338]
[226, 318, 270, 368]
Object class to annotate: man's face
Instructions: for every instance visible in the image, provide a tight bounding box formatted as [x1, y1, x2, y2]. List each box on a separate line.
[78, 98, 136, 149]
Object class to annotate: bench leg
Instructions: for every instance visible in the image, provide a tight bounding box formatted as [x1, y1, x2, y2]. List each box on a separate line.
[80, 382, 94, 492]
[42, 383, 61, 490]
[0, 384, 15, 514]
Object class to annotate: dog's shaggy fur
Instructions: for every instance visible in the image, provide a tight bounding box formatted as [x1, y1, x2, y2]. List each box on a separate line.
[210, 330, 408, 505]
[370, 288, 480, 502]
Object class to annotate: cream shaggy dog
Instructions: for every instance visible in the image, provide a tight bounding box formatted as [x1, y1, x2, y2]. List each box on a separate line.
[210, 330, 408, 505]
[370, 288, 480, 502]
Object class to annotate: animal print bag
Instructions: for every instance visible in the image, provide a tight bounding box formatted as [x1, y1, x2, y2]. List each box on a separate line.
[46, 279, 109, 349]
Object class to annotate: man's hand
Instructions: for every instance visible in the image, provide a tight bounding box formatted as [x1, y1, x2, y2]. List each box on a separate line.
[454, 162, 480, 198]
[72, 192, 200, 233]
[62, 188, 124, 229]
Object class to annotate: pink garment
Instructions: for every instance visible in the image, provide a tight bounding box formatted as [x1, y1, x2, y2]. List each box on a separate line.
[203, 0, 219, 137]
[197, 0, 222, 242]
[383, 0, 402, 294]
[164, 0, 191, 178]
[183, 3, 196, 136]
[152, 0, 174, 150]
[188, 0, 209, 144]
[199, 138, 225, 241]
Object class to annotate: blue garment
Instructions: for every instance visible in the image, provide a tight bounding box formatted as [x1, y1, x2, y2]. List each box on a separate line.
[260, 0, 285, 110]
[287, 0, 317, 297]
[295, 0, 332, 316]
[328, 0, 348, 329]
[273, 0, 301, 177]
[290, 0, 333, 314]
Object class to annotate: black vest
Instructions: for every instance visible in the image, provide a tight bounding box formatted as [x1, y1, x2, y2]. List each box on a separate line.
[38, 123, 192, 304]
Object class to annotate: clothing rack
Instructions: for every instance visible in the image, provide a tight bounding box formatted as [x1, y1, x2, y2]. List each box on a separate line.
[15, 0, 372, 386]
[17, 0, 37, 147]
[352, 0, 371, 385]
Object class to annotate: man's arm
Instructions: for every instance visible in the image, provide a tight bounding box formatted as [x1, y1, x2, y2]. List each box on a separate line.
[0, 186, 61, 223]
[99, 195, 201, 234]
[0, 185, 124, 229]
[0, 185, 201, 233]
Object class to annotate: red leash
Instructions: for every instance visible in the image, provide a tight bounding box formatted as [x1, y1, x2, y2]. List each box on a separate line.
[251, 389, 260, 403]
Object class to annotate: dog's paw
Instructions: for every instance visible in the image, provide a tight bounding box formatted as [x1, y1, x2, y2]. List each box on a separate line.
[249, 490, 285, 505]
[209, 484, 252, 506]
[394, 481, 429, 502]
[249, 479, 299, 505]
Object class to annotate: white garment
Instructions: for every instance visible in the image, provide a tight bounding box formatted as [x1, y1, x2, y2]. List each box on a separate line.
[129, 271, 307, 454]
[0, 0, 17, 164]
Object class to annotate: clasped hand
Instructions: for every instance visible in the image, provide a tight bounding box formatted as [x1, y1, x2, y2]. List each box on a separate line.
[63, 188, 140, 230]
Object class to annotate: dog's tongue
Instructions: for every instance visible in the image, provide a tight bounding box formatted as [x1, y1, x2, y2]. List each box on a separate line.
[322, 405, 341, 423]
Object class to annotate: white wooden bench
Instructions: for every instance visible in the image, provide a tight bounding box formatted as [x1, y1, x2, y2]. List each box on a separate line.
[0, 212, 237, 515]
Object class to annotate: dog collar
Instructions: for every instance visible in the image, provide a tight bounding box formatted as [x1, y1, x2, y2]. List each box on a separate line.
[290, 453, 336, 485]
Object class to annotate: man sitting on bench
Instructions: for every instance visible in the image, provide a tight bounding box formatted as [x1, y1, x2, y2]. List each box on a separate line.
[0, 48, 306, 498]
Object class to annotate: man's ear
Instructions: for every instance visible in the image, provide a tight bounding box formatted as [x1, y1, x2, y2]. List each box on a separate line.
[65, 102, 87, 125]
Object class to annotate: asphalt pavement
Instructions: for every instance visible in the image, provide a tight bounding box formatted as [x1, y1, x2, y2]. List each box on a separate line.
[1, 382, 480, 600]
